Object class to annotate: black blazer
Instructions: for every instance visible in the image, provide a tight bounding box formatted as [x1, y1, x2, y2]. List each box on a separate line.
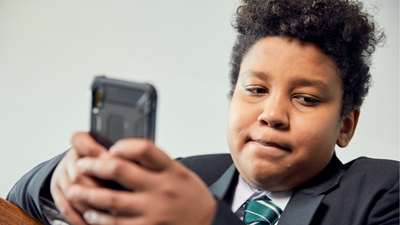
[7, 153, 399, 225]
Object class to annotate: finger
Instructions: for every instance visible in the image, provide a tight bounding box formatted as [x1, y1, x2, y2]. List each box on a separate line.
[68, 174, 104, 214]
[66, 150, 103, 186]
[54, 163, 87, 213]
[55, 149, 100, 214]
[51, 183, 88, 225]
[68, 185, 147, 215]
[72, 132, 108, 157]
[84, 209, 144, 225]
[109, 139, 171, 171]
[66, 146, 103, 187]
[57, 167, 73, 196]
[76, 157, 156, 191]
[75, 174, 103, 187]
[65, 147, 80, 182]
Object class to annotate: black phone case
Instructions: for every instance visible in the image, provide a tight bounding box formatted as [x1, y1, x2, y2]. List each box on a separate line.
[89, 76, 157, 191]
[90, 76, 157, 149]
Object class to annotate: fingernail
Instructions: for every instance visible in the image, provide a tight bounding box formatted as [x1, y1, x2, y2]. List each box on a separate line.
[76, 158, 90, 172]
[84, 210, 99, 224]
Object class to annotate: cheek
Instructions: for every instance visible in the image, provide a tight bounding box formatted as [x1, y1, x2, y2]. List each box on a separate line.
[226, 96, 256, 164]
[227, 95, 248, 139]
[293, 113, 341, 157]
[226, 102, 244, 150]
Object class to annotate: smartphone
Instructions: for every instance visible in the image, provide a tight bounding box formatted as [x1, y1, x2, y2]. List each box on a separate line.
[90, 76, 157, 149]
[89, 76, 157, 191]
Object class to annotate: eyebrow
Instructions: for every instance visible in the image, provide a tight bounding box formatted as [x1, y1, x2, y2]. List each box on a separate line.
[291, 78, 331, 93]
[242, 70, 332, 93]
[242, 70, 269, 81]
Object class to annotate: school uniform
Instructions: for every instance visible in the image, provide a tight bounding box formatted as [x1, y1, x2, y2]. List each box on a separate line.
[7, 152, 399, 225]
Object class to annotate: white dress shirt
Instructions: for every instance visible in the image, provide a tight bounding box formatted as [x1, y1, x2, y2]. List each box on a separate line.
[231, 174, 293, 222]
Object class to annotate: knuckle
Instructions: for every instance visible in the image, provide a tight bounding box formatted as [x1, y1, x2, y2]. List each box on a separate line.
[159, 182, 178, 198]
[176, 168, 190, 180]
[85, 145, 98, 156]
[104, 195, 120, 210]
[108, 160, 124, 177]
[73, 174, 85, 184]
[135, 147, 148, 157]
[84, 142, 101, 157]
[137, 139, 154, 154]
[172, 163, 190, 180]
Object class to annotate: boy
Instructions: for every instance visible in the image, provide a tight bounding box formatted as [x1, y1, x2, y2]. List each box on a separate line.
[8, 0, 399, 224]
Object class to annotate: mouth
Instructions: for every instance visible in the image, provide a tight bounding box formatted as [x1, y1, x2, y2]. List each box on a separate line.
[250, 139, 291, 152]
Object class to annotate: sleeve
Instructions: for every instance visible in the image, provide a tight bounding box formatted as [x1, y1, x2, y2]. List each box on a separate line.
[6, 152, 67, 225]
[367, 178, 399, 225]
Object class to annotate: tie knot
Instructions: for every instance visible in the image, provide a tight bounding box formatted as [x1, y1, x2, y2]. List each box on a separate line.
[243, 200, 282, 225]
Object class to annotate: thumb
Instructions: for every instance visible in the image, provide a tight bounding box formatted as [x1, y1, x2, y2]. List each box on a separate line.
[71, 132, 108, 157]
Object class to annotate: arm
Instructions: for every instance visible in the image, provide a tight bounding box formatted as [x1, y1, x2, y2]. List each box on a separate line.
[7, 133, 245, 225]
[6, 152, 66, 224]
[7, 132, 108, 225]
[367, 177, 399, 225]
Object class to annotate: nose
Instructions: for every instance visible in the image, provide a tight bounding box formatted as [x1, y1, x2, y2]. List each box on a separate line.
[257, 93, 289, 129]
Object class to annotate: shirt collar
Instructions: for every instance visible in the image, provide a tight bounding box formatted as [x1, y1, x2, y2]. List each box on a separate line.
[231, 174, 293, 213]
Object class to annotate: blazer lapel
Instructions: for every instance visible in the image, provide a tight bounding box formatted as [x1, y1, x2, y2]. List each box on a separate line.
[209, 163, 237, 200]
[278, 192, 324, 225]
[279, 154, 346, 225]
[207, 154, 345, 225]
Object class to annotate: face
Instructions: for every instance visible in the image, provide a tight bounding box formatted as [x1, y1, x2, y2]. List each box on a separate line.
[227, 37, 354, 191]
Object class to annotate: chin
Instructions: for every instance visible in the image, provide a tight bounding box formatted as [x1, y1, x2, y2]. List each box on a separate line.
[241, 162, 282, 189]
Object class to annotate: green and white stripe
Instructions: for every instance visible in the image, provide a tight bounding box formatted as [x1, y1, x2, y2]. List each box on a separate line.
[243, 200, 282, 225]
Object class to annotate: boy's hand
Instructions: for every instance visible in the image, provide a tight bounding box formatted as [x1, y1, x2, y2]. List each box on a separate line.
[50, 132, 108, 225]
[68, 139, 217, 225]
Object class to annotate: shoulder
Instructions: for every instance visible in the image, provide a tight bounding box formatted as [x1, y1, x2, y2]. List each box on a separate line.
[177, 154, 233, 186]
[343, 157, 399, 181]
[340, 157, 399, 193]
[339, 157, 399, 223]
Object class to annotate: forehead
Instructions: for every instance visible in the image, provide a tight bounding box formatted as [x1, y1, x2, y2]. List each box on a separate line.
[239, 36, 342, 89]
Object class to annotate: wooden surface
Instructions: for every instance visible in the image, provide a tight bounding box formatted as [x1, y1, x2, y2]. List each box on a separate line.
[0, 197, 44, 225]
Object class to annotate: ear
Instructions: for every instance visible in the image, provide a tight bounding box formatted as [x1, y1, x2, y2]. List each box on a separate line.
[336, 108, 360, 148]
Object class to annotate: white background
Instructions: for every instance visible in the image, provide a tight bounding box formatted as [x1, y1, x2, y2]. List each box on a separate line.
[0, 0, 398, 198]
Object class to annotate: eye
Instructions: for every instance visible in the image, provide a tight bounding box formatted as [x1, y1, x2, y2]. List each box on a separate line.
[294, 95, 321, 106]
[245, 86, 268, 95]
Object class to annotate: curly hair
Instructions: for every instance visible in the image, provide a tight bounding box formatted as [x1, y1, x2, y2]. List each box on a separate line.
[229, 0, 385, 117]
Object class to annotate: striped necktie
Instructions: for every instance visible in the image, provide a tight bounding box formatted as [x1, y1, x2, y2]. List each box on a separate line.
[243, 199, 283, 225]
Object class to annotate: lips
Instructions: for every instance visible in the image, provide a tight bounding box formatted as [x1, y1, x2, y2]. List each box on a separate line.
[251, 139, 291, 152]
